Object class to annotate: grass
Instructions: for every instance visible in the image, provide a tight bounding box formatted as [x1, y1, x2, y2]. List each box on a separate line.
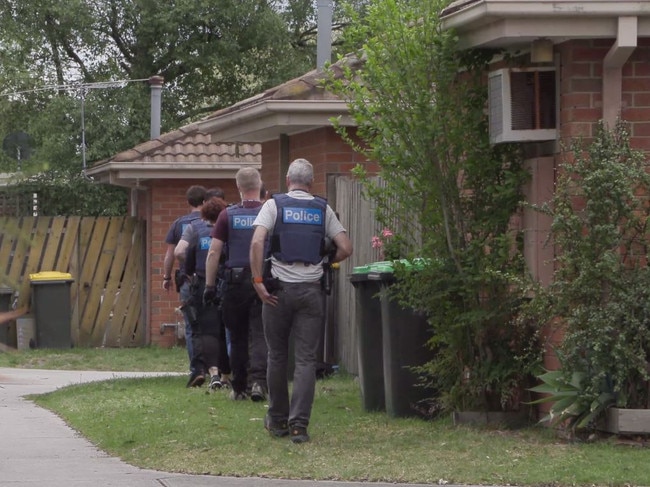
[0, 346, 188, 371]
[3, 347, 650, 486]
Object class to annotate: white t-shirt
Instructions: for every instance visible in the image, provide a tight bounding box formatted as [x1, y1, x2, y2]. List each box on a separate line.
[253, 190, 346, 283]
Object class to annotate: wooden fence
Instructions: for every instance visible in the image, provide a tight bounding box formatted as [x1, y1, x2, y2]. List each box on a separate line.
[0, 216, 145, 348]
[329, 176, 384, 375]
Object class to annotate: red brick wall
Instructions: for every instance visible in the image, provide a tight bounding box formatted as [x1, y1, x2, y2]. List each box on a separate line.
[623, 37, 650, 151]
[289, 127, 373, 196]
[558, 38, 650, 149]
[522, 39, 650, 395]
[261, 127, 376, 199]
[558, 39, 607, 141]
[260, 139, 281, 194]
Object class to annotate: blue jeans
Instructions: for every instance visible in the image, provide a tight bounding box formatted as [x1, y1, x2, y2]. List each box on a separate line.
[263, 281, 324, 429]
[179, 281, 193, 371]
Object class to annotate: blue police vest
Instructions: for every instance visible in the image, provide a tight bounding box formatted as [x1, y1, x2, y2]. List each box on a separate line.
[173, 211, 202, 242]
[272, 193, 326, 264]
[185, 220, 212, 278]
[173, 211, 202, 274]
[225, 205, 261, 268]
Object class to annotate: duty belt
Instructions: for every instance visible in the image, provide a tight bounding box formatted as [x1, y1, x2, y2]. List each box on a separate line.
[223, 267, 250, 283]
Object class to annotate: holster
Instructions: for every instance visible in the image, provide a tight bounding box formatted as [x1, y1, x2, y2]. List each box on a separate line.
[223, 267, 250, 284]
[182, 275, 205, 329]
[174, 269, 186, 293]
[264, 277, 281, 294]
[321, 264, 333, 295]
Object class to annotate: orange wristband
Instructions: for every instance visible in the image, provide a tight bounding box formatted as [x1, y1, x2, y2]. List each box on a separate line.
[252, 276, 264, 284]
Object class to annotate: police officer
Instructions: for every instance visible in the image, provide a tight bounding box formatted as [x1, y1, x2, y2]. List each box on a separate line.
[175, 193, 230, 388]
[205, 167, 268, 401]
[250, 158, 352, 443]
[163, 185, 206, 377]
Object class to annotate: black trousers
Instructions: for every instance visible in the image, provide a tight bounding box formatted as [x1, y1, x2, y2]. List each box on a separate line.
[221, 279, 267, 394]
[188, 277, 230, 376]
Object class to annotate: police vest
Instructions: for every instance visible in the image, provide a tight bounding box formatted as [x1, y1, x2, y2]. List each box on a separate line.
[225, 204, 261, 268]
[174, 211, 202, 274]
[173, 211, 202, 243]
[185, 220, 213, 278]
[271, 194, 326, 264]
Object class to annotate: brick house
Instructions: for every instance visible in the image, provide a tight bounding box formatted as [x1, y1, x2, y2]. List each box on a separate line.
[192, 1, 650, 375]
[86, 124, 260, 347]
[87, 64, 376, 360]
[440, 0, 650, 370]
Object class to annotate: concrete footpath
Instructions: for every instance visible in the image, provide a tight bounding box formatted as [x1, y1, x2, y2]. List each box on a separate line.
[0, 367, 456, 487]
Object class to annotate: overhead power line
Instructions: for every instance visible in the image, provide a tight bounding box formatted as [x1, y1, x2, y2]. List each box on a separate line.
[0, 78, 152, 98]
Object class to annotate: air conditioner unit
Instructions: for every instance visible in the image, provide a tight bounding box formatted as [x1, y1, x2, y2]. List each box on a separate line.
[488, 67, 557, 144]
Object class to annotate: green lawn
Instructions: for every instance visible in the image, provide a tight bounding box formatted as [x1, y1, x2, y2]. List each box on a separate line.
[3, 347, 650, 486]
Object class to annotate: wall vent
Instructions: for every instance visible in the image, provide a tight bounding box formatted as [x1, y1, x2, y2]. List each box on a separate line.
[488, 68, 557, 144]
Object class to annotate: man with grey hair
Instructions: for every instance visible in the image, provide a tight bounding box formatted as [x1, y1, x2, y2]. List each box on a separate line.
[205, 167, 268, 401]
[250, 158, 353, 443]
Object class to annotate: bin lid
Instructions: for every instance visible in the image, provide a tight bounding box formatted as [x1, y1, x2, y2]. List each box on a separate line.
[29, 271, 74, 283]
[350, 258, 432, 282]
[352, 261, 395, 274]
[0, 286, 13, 295]
[350, 261, 396, 282]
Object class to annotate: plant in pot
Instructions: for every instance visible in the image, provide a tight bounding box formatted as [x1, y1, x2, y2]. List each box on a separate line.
[526, 120, 650, 436]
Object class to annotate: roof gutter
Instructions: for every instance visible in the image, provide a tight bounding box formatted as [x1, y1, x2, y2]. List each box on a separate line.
[443, 1, 650, 27]
[198, 100, 352, 138]
[85, 161, 259, 188]
[440, 1, 650, 48]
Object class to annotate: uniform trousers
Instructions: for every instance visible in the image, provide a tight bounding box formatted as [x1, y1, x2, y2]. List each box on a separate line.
[188, 278, 230, 376]
[263, 281, 324, 429]
[221, 280, 266, 394]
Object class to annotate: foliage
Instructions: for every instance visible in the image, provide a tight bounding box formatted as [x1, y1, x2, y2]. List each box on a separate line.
[0, 346, 188, 371]
[4, 171, 128, 216]
[0, 0, 369, 215]
[529, 369, 615, 434]
[327, 0, 542, 413]
[526, 121, 650, 431]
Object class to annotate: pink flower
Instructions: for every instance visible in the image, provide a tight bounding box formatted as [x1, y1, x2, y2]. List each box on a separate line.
[372, 228, 401, 260]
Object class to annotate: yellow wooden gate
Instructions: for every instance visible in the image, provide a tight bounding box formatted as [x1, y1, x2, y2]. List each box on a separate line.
[0, 216, 145, 347]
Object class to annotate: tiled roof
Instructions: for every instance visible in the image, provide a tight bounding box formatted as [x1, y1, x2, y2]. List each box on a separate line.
[95, 122, 260, 166]
[441, 0, 481, 17]
[200, 53, 364, 124]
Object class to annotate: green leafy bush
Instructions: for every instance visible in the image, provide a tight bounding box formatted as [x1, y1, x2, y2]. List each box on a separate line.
[529, 369, 615, 433]
[528, 121, 650, 431]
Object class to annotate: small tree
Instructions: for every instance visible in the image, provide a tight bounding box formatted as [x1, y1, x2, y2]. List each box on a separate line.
[330, 0, 542, 413]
